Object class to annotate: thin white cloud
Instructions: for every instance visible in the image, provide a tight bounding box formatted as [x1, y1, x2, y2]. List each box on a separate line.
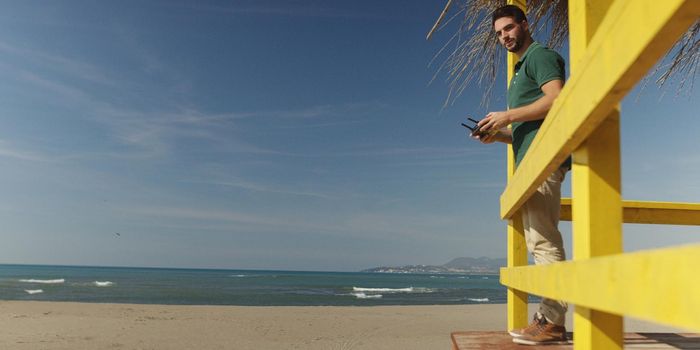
[86, 103, 386, 159]
[0, 63, 276, 159]
[276, 119, 366, 129]
[124, 205, 272, 226]
[173, 3, 385, 20]
[0, 41, 113, 86]
[385, 158, 501, 167]
[0, 46, 389, 160]
[117, 204, 349, 235]
[0, 140, 52, 162]
[11, 66, 93, 104]
[0, 38, 443, 167]
[117, 203, 467, 242]
[334, 146, 488, 157]
[229, 102, 386, 121]
[196, 179, 339, 200]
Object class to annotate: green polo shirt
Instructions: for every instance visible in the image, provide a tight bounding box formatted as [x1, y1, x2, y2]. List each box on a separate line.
[508, 42, 570, 169]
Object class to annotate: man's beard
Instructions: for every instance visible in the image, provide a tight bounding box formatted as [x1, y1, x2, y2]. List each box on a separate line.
[506, 35, 525, 53]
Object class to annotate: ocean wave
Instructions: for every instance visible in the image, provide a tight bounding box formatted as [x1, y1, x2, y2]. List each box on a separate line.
[351, 292, 382, 299]
[94, 281, 114, 287]
[25, 289, 44, 295]
[468, 298, 489, 302]
[230, 274, 247, 277]
[352, 287, 433, 293]
[19, 279, 65, 284]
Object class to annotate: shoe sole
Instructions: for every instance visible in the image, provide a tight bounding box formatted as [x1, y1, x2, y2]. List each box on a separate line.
[508, 330, 524, 338]
[512, 338, 569, 345]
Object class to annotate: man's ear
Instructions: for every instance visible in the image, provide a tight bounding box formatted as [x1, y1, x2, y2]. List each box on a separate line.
[522, 20, 529, 31]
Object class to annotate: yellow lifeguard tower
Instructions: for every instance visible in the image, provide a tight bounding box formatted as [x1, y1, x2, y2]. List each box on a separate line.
[449, 0, 700, 348]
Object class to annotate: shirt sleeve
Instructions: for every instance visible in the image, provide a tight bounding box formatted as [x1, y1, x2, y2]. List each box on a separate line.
[526, 49, 565, 87]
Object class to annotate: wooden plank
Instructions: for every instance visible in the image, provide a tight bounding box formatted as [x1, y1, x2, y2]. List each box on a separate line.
[559, 199, 700, 225]
[506, 215, 528, 332]
[451, 331, 571, 349]
[451, 332, 700, 349]
[572, 114, 623, 349]
[569, 1, 624, 348]
[500, 244, 700, 332]
[499, 0, 700, 219]
[505, 0, 529, 333]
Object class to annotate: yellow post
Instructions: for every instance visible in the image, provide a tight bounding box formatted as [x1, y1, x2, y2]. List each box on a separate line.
[569, 0, 623, 349]
[505, 0, 529, 333]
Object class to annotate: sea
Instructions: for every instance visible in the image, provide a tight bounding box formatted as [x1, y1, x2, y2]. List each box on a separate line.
[0, 264, 515, 306]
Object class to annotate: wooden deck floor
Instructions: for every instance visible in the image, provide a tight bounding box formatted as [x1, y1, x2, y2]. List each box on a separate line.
[451, 331, 700, 349]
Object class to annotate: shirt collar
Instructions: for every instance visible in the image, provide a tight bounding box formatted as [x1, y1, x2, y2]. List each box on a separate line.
[514, 41, 541, 70]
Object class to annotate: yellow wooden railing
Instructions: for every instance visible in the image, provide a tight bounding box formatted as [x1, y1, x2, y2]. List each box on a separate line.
[502, 0, 700, 348]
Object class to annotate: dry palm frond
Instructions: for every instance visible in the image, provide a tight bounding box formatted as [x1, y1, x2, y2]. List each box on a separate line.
[427, 0, 454, 41]
[428, 0, 504, 108]
[651, 20, 700, 95]
[429, 1, 699, 107]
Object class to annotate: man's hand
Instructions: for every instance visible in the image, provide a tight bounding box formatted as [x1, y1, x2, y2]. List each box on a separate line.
[471, 129, 512, 144]
[478, 111, 511, 133]
[472, 131, 498, 144]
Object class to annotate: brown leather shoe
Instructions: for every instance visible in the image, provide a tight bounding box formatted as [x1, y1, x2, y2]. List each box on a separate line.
[512, 314, 568, 345]
[508, 314, 540, 338]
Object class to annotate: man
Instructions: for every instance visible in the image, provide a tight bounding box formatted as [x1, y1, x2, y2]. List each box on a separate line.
[473, 5, 570, 346]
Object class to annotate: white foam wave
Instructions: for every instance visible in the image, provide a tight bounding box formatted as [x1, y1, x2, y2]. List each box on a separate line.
[19, 279, 65, 284]
[25, 289, 43, 295]
[352, 287, 413, 293]
[231, 274, 247, 277]
[352, 292, 382, 299]
[468, 298, 489, 302]
[482, 277, 489, 279]
[94, 281, 114, 287]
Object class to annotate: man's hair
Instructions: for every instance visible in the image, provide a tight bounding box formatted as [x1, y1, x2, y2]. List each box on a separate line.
[492, 5, 527, 25]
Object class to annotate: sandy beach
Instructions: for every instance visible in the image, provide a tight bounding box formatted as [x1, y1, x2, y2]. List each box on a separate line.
[0, 301, 689, 349]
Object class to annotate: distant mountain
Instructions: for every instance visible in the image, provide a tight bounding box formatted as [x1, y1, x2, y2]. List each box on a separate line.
[361, 257, 507, 275]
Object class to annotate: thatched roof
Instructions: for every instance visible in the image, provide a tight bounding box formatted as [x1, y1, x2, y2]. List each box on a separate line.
[428, 0, 699, 107]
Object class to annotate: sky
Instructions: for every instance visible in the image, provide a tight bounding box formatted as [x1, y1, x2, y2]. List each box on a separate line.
[0, 1, 697, 271]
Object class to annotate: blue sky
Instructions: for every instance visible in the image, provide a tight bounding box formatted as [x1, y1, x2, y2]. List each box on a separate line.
[0, 1, 697, 271]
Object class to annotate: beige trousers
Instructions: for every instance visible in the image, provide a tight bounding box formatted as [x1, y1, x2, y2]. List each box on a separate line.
[521, 167, 568, 326]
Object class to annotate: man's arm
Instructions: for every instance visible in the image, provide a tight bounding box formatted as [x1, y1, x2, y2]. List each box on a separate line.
[477, 79, 564, 132]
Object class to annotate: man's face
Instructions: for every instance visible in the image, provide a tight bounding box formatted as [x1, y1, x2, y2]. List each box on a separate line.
[494, 16, 528, 52]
